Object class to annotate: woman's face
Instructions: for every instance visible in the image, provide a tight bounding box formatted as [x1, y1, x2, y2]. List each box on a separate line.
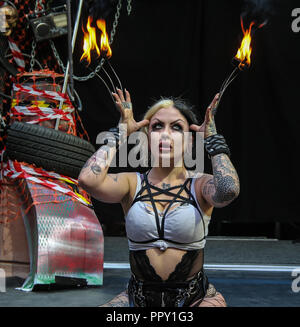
[148, 106, 191, 167]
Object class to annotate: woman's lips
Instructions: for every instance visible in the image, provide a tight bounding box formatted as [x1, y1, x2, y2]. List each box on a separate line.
[159, 141, 172, 152]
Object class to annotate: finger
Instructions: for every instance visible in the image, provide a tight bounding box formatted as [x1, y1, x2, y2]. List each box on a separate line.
[198, 122, 206, 132]
[211, 94, 220, 116]
[136, 119, 149, 129]
[204, 104, 212, 123]
[208, 93, 219, 110]
[212, 93, 220, 108]
[112, 93, 123, 112]
[214, 93, 220, 102]
[116, 88, 125, 102]
[112, 97, 124, 115]
[189, 124, 201, 132]
[206, 94, 219, 121]
[207, 105, 214, 122]
[112, 92, 121, 102]
[124, 88, 131, 103]
[191, 123, 206, 133]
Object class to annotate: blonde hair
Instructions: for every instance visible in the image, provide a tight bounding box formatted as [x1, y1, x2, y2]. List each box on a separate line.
[140, 99, 175, 136]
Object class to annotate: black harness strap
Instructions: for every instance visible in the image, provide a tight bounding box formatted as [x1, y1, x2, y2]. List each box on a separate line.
[159, 178, 191, 239]
[143, 171, 192, 239]
[128, 171, 206, 245]
[127, 236, 205, 245]
[133, 187, 194, 204]
[143, 171, 163, 237]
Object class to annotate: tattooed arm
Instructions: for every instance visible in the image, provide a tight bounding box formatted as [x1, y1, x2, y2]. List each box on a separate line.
[190, 93, 240, 208]
[78, 88, 149, 204]
[78, 121, 138, 204]
[78, 140, 131, 203]
[200, 155, 240, 208]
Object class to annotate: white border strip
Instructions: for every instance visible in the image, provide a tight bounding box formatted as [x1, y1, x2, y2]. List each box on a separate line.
[104, 262, 300, 273]
[206, 237, 279, 242]
[204, 264, 300, 272]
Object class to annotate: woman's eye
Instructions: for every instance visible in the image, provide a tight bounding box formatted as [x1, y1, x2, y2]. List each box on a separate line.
[152, 123, 162, 130]
[173, 124, 183, 131]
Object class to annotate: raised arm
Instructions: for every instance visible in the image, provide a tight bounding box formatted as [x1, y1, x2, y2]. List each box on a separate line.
[78, 88, 149, 204]
[190, 94, 240, 208]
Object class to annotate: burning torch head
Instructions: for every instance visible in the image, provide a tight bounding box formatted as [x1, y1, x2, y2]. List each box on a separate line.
[80, 17, 112, 65]
[232, 16, 267, 71]
[232, 57, 250, 71]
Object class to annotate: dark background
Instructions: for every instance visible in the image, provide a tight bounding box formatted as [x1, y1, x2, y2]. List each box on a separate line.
[54, 0, 300, 240]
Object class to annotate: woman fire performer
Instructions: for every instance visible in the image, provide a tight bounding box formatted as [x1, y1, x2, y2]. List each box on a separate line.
[78, 88, 240, 307]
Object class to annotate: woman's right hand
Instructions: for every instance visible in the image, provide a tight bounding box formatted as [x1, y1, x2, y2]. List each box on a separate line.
[112, 88, 149, 136]
[190, 93, 219, 139]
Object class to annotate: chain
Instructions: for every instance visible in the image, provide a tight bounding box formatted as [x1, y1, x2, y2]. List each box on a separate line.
[110, 0, 122, 44]
[127, 0, 132, 16]
[30, 39, 36, 72]
[74, 58, 105, 82]
[50, 39, 106, 82]
[30, 0, 45, 71]
[50, 0, 122, 82]
[174, 272, 202, 307]
[49, 40, 66, 73]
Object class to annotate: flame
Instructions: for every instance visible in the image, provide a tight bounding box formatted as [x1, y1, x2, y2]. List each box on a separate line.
[97, 19, 112, 59]
[80, 16, 100, 64]
[235, 18, 255, 68]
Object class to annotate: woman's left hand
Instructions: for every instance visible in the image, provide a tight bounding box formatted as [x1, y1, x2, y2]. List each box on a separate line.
[112, 88, 149, 137]
[190, 93, 219, 138]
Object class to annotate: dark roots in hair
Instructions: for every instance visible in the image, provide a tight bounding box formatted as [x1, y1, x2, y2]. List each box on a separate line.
[158, 96, 200, 126]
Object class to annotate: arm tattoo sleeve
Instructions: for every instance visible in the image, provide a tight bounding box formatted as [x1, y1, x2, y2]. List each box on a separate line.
[205, 154, 240, 206]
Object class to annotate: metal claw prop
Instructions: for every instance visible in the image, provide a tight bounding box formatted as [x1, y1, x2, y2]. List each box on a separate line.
[80, 17, 123, 104]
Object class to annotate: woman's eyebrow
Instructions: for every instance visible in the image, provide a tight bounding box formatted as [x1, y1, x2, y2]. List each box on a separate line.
[153, 118, 184, 124]
[171, 119, 184, 124]
[152, 118, 163, 123]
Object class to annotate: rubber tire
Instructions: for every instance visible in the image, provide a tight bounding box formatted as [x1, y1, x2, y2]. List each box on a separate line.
[6, 122, 95, 179]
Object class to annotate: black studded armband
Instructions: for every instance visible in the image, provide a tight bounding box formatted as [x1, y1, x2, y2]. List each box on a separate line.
[204, 134, 231, 158]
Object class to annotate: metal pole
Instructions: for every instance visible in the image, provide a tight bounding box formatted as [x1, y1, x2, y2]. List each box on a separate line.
[67, 0, 73, 99]
[55, 0, 84, 130]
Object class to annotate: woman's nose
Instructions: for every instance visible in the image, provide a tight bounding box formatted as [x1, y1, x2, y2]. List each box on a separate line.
[161, 128, 172, 139]
[162, 124, 173, 134]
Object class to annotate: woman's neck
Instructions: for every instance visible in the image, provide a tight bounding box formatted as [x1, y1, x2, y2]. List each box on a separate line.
[148, 167, 189, 184]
